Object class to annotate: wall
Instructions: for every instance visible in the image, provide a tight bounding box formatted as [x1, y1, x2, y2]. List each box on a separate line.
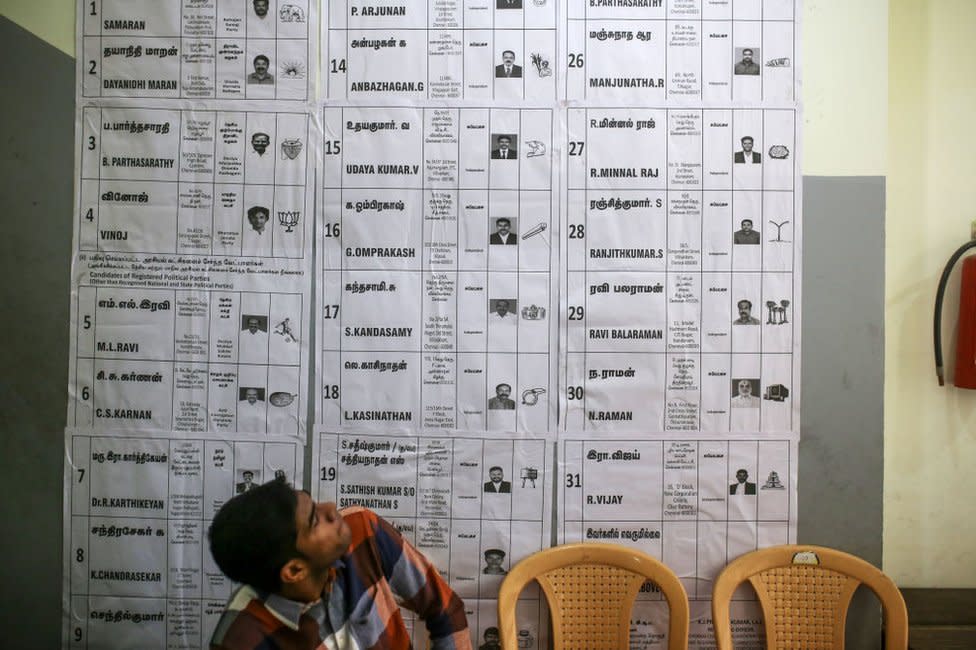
[885, 0, 976, 587]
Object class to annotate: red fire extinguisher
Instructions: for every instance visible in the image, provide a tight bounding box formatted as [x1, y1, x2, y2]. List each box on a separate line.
[934, 226, 976, 388]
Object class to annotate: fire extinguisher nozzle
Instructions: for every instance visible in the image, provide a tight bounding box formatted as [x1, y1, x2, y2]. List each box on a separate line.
[937, 367, 945, 386]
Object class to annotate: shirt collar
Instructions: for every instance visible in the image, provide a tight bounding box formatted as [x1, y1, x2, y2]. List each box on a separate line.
[257, 559, 346, 631]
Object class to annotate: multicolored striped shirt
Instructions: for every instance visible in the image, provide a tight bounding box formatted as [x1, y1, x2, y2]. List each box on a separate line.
[210, 507, 472, 650]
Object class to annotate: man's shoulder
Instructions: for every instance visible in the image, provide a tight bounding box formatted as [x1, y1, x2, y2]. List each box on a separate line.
[210, 586, 283, 648]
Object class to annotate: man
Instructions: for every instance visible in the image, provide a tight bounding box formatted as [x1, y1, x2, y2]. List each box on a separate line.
[240, 315, 269, 363]
[482, 549, 507, 575]
[734, 48, 760, 75]
[491, 135, 517, 160]
[247, 206, 269, 234]
[483, 467, 512, 493]
[487, 384, 516, 410]
[495, 50, 522, 78]
[734, 136, 761, 164]
[209, 478, 471, 649]
[733, 218, 760, 245]
[247, 55, 275, 85]
[238, 387, 266, 432]
[730, 469, 757, 495]
[253, 0, 269, 17]
[731, 379, 761, 408]
[496, 0, 522, 8]
[250, 132, 270, 155]
[733, 299, 760, 325]
[236, 470, 257, 494]
[479, 627, 501, 650]
[490, 300, 516, 323]
[489, 218, 517, 245]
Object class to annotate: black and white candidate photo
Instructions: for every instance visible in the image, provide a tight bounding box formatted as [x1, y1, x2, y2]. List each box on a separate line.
[489, 299, 518, 323]
[250, 132, 271, 155]
[489, 217, 518, 245]
[236, 469, 261, 494]
[496, 0, 522, 8]
[487, 383, 516, 410]
[731, 378, 761, 408]
[490, 134, 518, 160]
[734, 48, 761, 76]
[252, 0, 270, 18]
[247, 55, 275, 85]
[733, 218, 761, 244]
[484, 466, 512, 493]
[495, 50, 522, 78]
[734, 136, 761, 164]
[733, 299, 760, 325]
[729, 469, 757, 495]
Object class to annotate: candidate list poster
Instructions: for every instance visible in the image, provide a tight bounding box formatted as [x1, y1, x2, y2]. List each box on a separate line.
[559, 432, 797, 648]
[69, 104, 316, 435]
[63, 428, 305, 650]
[319, 106, 559, 435]
[314, 429, 554, 650]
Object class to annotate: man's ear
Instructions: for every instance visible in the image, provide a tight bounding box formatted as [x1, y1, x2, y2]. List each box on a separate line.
[280, 557, 308, 585]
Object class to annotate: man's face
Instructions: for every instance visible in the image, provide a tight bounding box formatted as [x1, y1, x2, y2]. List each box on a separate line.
[741, 220, 753, 233]
[486, 553, 503, 569]
[254, 0, 269, 17]
[736, 470, 748, 484]
[737, 380, 752, 397]
[502, 51, 515, 66]
[250, 211, 268, 231]
[495, 300, 509, 317]
[485, 630, 500, 645]
[245, 388, 259, 404]
[496, 220, 511, 236]
[742, 50, 753, 63]
[498, 137, 510, 151]
[741, 138, 754, 153]
[489, 468, 503, 484]
[251, 134, 270, 154]
[254, 58, 269, 76]
[243, 471, 254, 484]
[496, 385, 511, 400]
[738, 301, 752, 319]
[293, 491, 352, 571]
[247, 318, 260, 333]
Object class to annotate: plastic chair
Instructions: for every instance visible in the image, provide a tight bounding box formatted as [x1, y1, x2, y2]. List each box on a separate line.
[711, 545, 908, 649]
[497, 542, 690, 650]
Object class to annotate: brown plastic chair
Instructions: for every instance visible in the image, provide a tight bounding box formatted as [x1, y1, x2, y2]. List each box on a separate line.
[711, 545, 908, 650]
[497, 542, 690, 650]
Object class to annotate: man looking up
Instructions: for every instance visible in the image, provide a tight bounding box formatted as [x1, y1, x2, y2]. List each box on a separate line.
[209, 477, 472, 649]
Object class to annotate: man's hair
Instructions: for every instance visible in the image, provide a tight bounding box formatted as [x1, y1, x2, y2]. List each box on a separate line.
[251, 132, 269, 141]
[209, 476, 300, 592]
[497, 135, 511, 143]
[495, 383, 511, 392]
[740, 219, 753, 226]
[484, 627, 499, 638]
[484, 548, 505, 559]
[496, 217, 511, 226]
[242, 470, 254, 478]
[247, 205, 269, 221]
[502, 50, 516, 58]
[741, 136, 754, 144]
[489, 465, 503, 474]
[742, 48, 753, 56]
[737, 299, 752, 309]
[254, 54, 270, 66]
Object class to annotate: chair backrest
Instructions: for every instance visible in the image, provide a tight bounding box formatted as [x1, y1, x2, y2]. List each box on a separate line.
[711, 545, 908, 650]
[497, 543, 689, 650]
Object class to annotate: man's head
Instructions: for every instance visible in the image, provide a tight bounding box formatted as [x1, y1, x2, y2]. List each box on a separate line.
[494, 383, 511, 399]
[208, 477, 323, 594]
[488, 466, 504, 484]
[245, 387, 259, 404]
[494, 300, 510, 317]
[737, 299, 753, 320]
[737, 380, 753, 397]
[495, 218, 511, 237]
[502, 50, 516, 66]
[251, 132, 270, 155]
[247, 206, 269, 232]
[741, 48, 753, 64]
[253, 0, 269, 17]
[497, 136, 511, 151]
[739, 219, 753, 232]
[246, 316, 261, 333]
[735, 469, 749, 484]
[483, 627, 500, 643]
[274, 469, 286, 480]
[741, 136, 754, 152]
[484, 549, 505, 569]
[253, 55, 270, 75]
[242, 470, 255, 484]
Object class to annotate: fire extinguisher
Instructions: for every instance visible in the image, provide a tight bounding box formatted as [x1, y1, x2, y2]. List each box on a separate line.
[934, 225, 976, 388]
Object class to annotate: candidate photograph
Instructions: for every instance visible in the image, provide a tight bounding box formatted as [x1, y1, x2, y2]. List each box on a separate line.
[733, 218, 761, 244]
[490, 134, 518, 160]
[495, 50, 522, 78]
[731, 378, 761, 408]
[734, 48, 761, 76]
[489, 217, 518, 245]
